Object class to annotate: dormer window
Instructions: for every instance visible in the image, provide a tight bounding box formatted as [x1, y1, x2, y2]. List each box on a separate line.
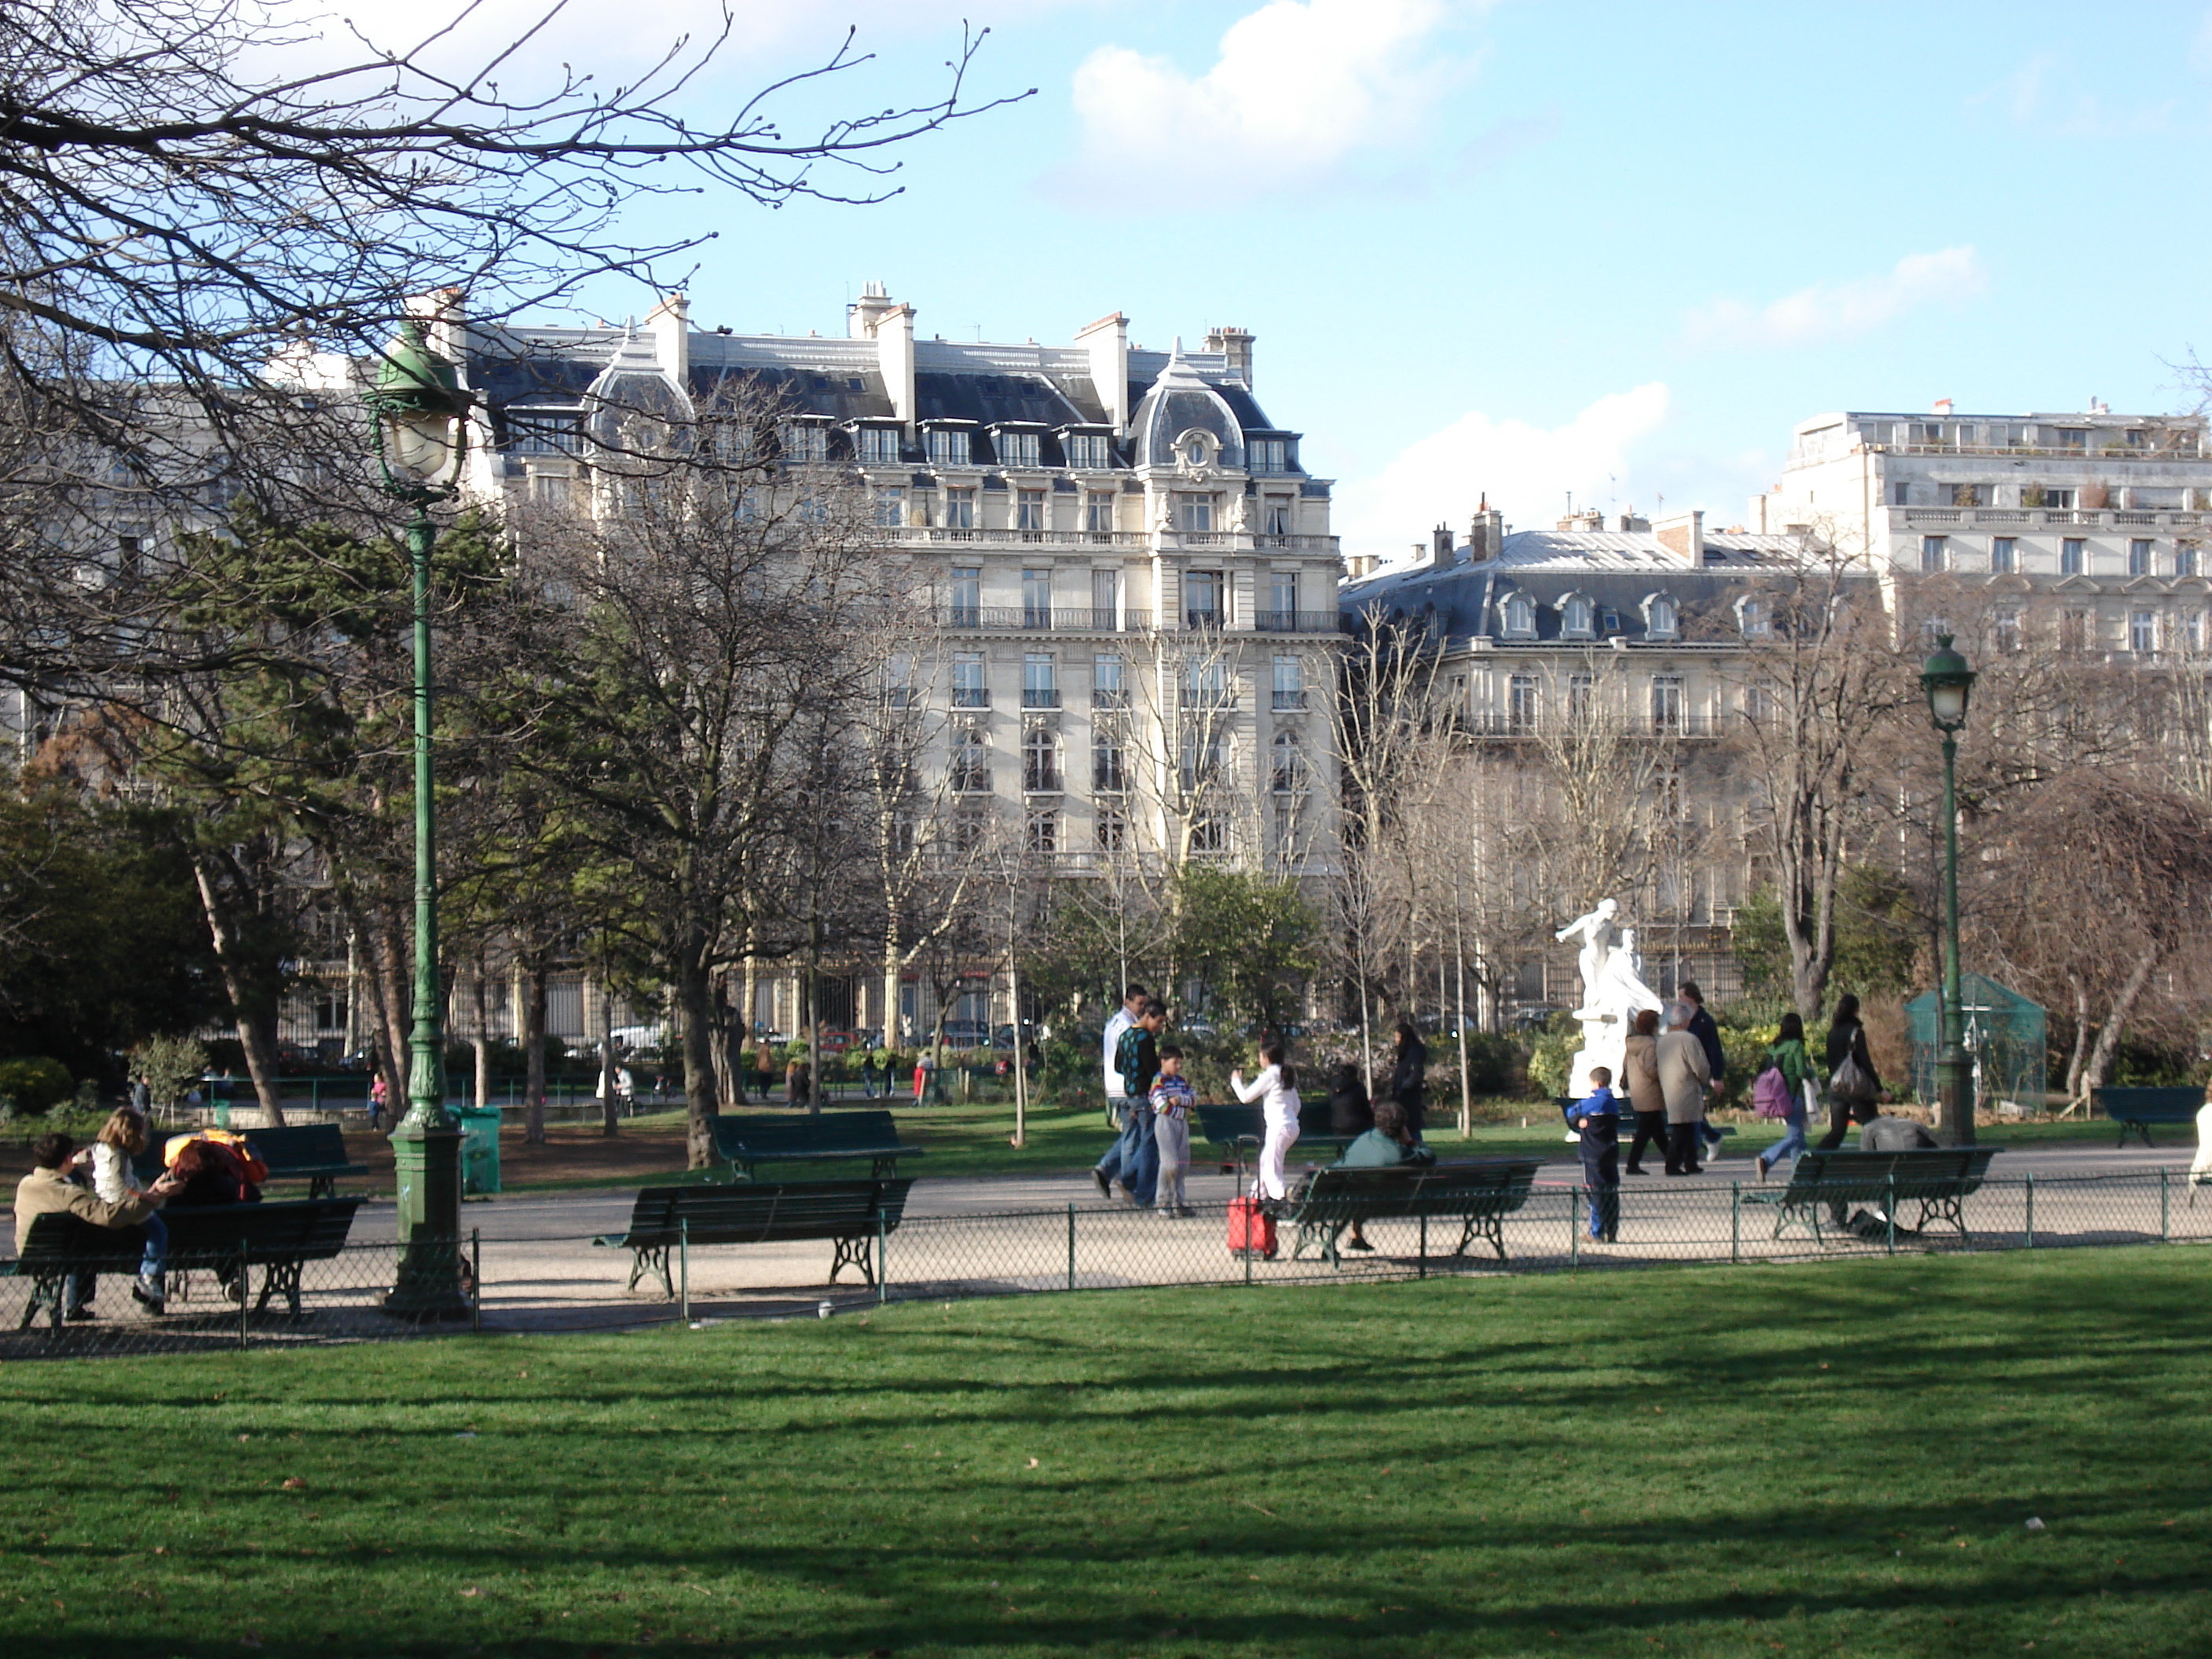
[1645, 595, 1679, 639]
[1738, 596, 1770, 639]
[1185, 438, 1208, 467]
[777, 419, 830, 464]
[1503, 592, 1536, 638]
[854, 424, 901, 466]
[1064, 430, 1111, 470]
[1562, 595, 1594, 637]
[1250, 437, 1291, 474]
[925, 426, 973, 469]
[996, 428, 1042, 469]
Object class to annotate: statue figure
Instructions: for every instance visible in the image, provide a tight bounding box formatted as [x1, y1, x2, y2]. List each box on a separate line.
[1555, 899, 1620, 1001]
[1558, 903, 1658, 1099]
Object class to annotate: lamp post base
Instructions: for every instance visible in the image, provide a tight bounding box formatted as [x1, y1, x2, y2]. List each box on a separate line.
[1934, 1046, 1975, 1148]
[385, 1119, 471, 1320]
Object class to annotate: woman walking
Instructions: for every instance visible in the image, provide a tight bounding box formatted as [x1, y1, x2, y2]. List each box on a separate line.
[1621, 1008, 1668, 1175]
[1390, 1019, 1429, 1138]
[1815, 994, 1887, 1150]
[1656, 1001, 1712, 1175]
[1232, 1038, 1301, 1204]
[1753, 1012, 1815, 1181]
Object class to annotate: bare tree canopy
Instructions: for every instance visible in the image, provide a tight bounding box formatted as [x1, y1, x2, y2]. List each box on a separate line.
[0, 0, 1027, 380]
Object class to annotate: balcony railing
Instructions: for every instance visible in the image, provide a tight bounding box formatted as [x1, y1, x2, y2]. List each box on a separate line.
[1021, 688, 1060, 709]
[1185, 608, 1227, 631]
[1459, 712, 1734, 739]
[1179, 687, 1235, 709]
[1021, 768, 1064, 794]
[950, 770, 991, 793]
[1895, 507, 2207, 531]
[901, 526, 1341, 553]
[1092, 766, 1126, 792]
[940, 606, 1156, 633]
[1271, 690, 1308, 710]
[1253, 610, 1342, 633]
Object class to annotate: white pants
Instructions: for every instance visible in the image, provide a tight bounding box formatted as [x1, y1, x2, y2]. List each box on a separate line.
[1257, 1112, 1300, 1201]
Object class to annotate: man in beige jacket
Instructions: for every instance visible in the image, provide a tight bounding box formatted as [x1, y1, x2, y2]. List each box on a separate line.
[1655, 1002, 1712, 1177]
[13, 1132, 165, 1321]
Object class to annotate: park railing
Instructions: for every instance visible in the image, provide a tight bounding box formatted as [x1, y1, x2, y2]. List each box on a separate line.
[2, 1170, 2205, 1359]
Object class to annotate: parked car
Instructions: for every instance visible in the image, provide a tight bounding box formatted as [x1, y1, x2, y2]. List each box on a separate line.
[1509, 1004, 1566, 1031]
[935, 1020, 992, 1049]
[815, 1027, 858, 1053]
[1176, 1015, 1218, 1039]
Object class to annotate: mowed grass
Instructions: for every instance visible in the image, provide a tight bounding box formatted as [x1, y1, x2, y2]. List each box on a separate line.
[5, 1251, 2207, 1658]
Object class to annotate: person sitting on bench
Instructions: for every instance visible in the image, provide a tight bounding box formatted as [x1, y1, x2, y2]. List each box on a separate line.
[1859, 1114, 1939, 1152]
[1330, 1097, 1434, 1251]
[13, 1132, 176, 1322]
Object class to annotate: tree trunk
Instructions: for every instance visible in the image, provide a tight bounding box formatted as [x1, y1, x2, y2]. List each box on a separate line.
[470, 953, 492, 1114]
[189, 853, 288, 1127]
[678, 956, 718, 1170]
[2080, 947, 2159, 1097]
[522, 956, 549, 1144]
[710, 975, 736, 1108]
[598, 962, 618, 1138]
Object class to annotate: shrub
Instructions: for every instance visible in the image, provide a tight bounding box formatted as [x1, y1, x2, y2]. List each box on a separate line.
[0, 1057, 75, 1115]
[1525, 1014, 1580, 1101]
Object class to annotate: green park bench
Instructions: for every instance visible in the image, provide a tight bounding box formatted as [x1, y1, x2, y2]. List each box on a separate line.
[1196, 1099, 1362, 1177]
[8, 1196, 367, 1333]
[594, 1178, 915, 1297]
[134, 1122, 371, 1198]
[2091, 1086, 2207, 1150]
[1279, 1158, 1544, 1269]
[705, 1111, 925, 1181]
[1742, 1147, 1999, 1245]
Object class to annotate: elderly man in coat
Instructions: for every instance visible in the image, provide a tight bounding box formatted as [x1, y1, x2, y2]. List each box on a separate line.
[1655, 1001, 1712, 1177]
[13, 1131, 167, 1321]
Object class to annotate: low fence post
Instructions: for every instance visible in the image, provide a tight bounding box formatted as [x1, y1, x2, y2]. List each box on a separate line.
[1730, 1182, 1741, 1265]
[679, 1217, 690, 1325]
[1884, 1175, 1896, 1257]
[237, 1243, 251, 1350]
[471, 1229, 482, 1333]
[2024, 1174, 2034, 1250]
[2161, 1168, 2170, 1243]
[1418, 1212, 1428, 1280]
[1065, 1203, 1075, 1293]
[877, 1212, 888, 1307]
[1569, 1188, 1581, 1271]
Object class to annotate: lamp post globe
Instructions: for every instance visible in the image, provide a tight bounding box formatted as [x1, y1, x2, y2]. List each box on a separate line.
[372, 317, 472, 1317]
[1920, 633, 1977, 1147]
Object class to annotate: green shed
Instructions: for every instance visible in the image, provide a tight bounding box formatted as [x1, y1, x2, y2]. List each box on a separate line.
[1904, 975, 2046, 1111]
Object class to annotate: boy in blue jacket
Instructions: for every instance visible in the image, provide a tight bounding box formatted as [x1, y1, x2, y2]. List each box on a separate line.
[1568, 1067, 1621, 1243]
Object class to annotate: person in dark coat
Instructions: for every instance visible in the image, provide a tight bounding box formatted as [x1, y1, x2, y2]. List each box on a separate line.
[1815, 994, 1888, 1150]
[1566, 1067, 1621, 1243]
[1325, 1062, 1374, 1137]
[1621, 1008, 1668, 1174]
[1390, 1019, 1428, 1137]
[1679, 982, 1727, 1165]
[1331, 1097, 1431, 1252]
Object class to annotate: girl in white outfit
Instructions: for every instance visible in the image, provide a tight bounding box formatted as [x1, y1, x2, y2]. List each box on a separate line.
[1231, 1039, 1301, 1203]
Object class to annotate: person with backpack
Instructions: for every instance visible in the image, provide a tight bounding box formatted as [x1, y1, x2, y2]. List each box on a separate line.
[1752, 1012, 1815, 1182]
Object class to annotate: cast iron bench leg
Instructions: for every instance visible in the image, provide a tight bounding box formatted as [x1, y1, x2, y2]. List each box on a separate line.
[830, 1232, 873, 1287]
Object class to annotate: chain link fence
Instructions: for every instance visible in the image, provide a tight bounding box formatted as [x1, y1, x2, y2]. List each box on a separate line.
[4, 1170, 2207, 1359]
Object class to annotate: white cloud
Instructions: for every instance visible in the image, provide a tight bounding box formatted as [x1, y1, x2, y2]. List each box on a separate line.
[1334, 383, 1673, 565]
[1683, 247, 1985, 351]
[1070, 0, 1473, 187]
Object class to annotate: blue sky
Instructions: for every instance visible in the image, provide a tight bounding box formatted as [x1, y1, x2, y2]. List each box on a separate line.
[361, 1, 2212, 558]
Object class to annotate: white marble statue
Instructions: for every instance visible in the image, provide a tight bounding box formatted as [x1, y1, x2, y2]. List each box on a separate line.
[1556, 902, 1661, 1099]
[1555, 899, 1621, 1003]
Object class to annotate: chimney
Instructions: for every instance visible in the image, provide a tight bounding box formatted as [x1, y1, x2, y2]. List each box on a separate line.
[1655, 508, 1705, 567]
[1076, 311, 1130, 433]
[850, 282, 915, 431]
[1203, 324, 1256, 388]
[644, 291, 690, 387]
[1344, 551, 1379, 580]
[1617, 507, 1650, 532]
[1556, 508, 1604, 533]
[1465, 494, 1504, 563]
[1932, 397, 1954, 416]
[1432, 522, 1456, 564]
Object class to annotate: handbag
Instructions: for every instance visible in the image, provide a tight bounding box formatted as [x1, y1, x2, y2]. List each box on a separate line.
[1829, 1051, 1877, 1104]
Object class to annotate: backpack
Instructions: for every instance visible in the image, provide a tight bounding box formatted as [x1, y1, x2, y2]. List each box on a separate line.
[1752, 1062, 1794, 1120]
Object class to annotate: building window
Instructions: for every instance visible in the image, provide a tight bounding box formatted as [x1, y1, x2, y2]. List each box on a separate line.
[1742, 679, 1771, 723]
[874, 485, 905, 528]
[1023, 653, 1057, 708]
[1185, 569, 1224, 628]
[2185, 610, 2204, 655]
[998, 430, 1041, 469]
[2060, 537, 2086, 575]
[1507, 674, 1540, 734]
[884, 655, 916, 709]
[944, 488, 976, 532]
[1189, 815, 1228, 855]
[1563, 595, 1594, 636]
[1092, 725, 1126, 793]
[1175, 493, 1215, 533]
[1065, 432, 1110, 470]
[952, 653, 987, 709]
[856, 426, 901, 465]
[1738, 598, 1767, 638]
[1272, 655, 1304, 711]
[1889, 481, 1909, 507]
[2130, 539, 2153, 577]
[1182, 659, 1229, 708]
[1093, 653, 1126, 709]
[1089, 569, 1119, 628]
[950, 726, 988, 791]
[2177, 542, 2199, 577]
[1180, 731, 1226, 793]
[1990, 537, 2016, 573]
[529, 471, 571, 508]
[1262, 497, 1293, 536]
[1085, 491, 1115, 537]
[1021, 569, 1053, 629]
[1271, 569, 1299, 615]
[1994, 610, 2020, 654]
[926, 428, 970, 468]
[1095, 804, 1127, 851]
[778, 421, 829, 463]
[2059, 610, 2087, 653]
[1503, 593, 1535, 637]
[1025, 809, 1058, 855]
[2131, 610, 2157, 654]
[2056, 427, 2087, 450]
[1646, 596, 1678, 639]
[1250, 438, 1289, 474]
[1270, 731, 1304, 793]
[1920, 536, 1947, 574]
[1017, 489, 1047, 537]
[1023, 727, 1060, 792]
[1568, 672, 1594, 728]
[1650, 675, 1684, 734]
[949, 567, 981, 628]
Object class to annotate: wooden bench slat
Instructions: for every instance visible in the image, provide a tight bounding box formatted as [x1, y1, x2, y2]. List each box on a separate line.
[706, 1112, 924, 1180]
[594, 1178, 914, 1297]
[1277, 1158, 1543, 1266]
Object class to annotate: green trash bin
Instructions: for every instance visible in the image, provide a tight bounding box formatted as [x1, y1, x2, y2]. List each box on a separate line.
[449, 1103, 502, 1196]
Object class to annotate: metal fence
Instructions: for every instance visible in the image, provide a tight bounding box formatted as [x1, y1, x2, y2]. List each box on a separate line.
[4, 1171, 2206, 1360]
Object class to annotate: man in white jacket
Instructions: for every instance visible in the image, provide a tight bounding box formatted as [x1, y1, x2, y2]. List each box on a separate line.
[1092, 985, 1148, 1200]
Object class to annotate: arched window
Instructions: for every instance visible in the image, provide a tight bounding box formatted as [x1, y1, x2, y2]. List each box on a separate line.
[1271, 731, 1305, 793]
[1646, 595, 1678, 639]
[1503, 592, 1535, 637]
[1022, 727, 1060, 793]
[1562, 595, 1594, 637]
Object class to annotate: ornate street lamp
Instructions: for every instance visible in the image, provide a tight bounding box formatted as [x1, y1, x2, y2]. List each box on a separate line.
[372, 318, 472, 1317]
[1921, 632, 1976, 1148]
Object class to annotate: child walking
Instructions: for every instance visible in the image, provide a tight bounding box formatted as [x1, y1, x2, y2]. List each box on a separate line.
[1231, 1038, 1301, 1205]
[1567, 1065, 1621, 1243]
[1148, 1046, 1196, 1218]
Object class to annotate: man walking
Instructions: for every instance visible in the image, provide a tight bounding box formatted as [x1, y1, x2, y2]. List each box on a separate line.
[1680, 981, 1727, 1166]
[1093, 984, 1148, 1200]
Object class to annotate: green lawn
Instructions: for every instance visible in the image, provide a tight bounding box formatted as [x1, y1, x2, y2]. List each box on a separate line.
[2, 1250, 2207, 1657]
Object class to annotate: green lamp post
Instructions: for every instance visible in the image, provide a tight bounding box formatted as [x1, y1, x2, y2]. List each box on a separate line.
[1920, 632, 1977, 1148]
[372, 318, 473, 1317]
